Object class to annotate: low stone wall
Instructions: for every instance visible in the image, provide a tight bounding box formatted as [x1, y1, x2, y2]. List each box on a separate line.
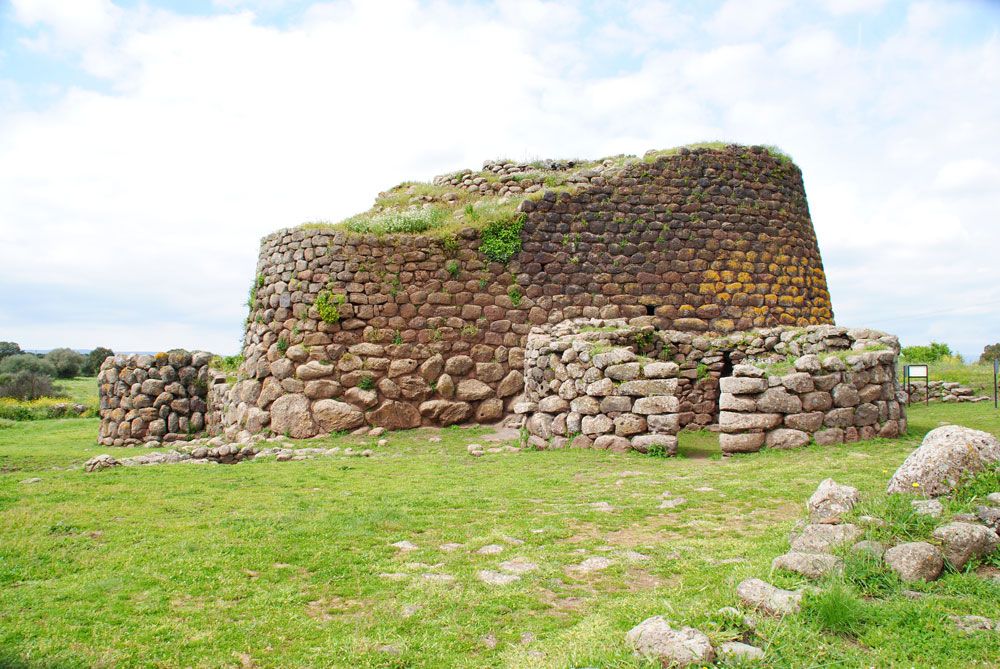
[521, 320, 680, 454]
[719, 349, 903, 454]
[904, 380, 989, 404]
[518, 319, 904, 456]
[98, 350, 214, 446]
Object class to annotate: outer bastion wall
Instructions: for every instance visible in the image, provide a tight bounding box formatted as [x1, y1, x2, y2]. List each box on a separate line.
[519, 320, 904, 456]
[222, 146, 835, 439]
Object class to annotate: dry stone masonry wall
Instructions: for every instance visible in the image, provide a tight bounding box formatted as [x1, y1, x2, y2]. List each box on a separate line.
[520, 319, 682, 454]
[518, 320, 904, 456]
[223, 145, 835, 439]
[98, 351, 217, 446]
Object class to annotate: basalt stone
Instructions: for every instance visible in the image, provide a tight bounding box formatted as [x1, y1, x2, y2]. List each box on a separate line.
[475, 398, 504, 422]
[456, 379, 494, 401]
[720, 432, 765, 454]
[270, 394, 315, 438]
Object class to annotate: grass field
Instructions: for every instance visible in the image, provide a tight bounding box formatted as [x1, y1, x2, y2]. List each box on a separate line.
[53, 376, 99, 407]
[1, 404, 999, 668]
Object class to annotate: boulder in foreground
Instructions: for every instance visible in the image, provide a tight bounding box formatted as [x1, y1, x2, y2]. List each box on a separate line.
[887, 426, 1000, 496]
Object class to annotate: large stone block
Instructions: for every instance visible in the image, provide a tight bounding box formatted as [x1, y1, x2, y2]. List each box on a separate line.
[719, 411, 783, 433]
[719, 376, 768, 395]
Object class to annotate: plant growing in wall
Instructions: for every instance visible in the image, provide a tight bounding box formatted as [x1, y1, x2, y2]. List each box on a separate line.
[479, 213, 525, 263]
[507, 285, 523, 307]
[315, 290, 346, 324]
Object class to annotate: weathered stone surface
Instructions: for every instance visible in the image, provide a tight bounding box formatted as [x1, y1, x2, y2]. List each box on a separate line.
[296, 360, 335, 381]
[631, 434, 678, 455]
[736, 578, 803, 615]
[270, 394, 315, 438]
[419, 399, 472, 426]
[456, 379, 494, 401]
[366, 400, 421, 429]
[444, 355, 474, 375]
[887, 426, 1000, 496]
[593, 434, 631, 452]
[808, 478, 860, 523]
[632, 396, 679, 414]
[717, 641, 765, 663]
[757, 387, 802, 414]
[772, 551, 843, 578]
[766, 428, 810, 449]
[625, 616, 715, 668]
[720, 432, 765, 453]
[719, 376, 768, 395]
[614, 413, 647, 436]
[475, 398, 504, 422]
[719, 412, 782, 433]
[884, 542, 944, 582]
[496, 370, 523, 397]
[581, 414, 613, 435]
[616, 379, 679, 396]
[790, 523, 862, 553]
[343, 386, 378, 408]
[304, 379, 342, 400]
[931, 522, 999, 570]
[312, 400, 365, 432]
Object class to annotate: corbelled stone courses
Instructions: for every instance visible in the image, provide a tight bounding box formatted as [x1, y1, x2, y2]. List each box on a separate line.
[225, 145, 836, 439]
[98, 351, 217, 446]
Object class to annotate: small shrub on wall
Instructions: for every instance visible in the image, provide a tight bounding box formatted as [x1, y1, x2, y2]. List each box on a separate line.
[479, 213, 525, 263]
[315, 291, 346, 324]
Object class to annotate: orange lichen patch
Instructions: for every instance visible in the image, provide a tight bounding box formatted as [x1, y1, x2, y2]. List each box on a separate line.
[703, 269, 720, 282]
[678, 304, 696, 316]
[764, 294, 778, 306]
[718, 292, 732, 303]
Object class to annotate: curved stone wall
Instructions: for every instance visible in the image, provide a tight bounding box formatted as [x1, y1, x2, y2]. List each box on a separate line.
[226, 145, 835, 438]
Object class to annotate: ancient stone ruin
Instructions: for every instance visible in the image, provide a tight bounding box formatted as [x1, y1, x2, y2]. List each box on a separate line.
[99, 143, 906, 452]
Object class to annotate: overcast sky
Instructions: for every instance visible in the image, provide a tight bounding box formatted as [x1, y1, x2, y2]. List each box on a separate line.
[1, 0, 998, 360]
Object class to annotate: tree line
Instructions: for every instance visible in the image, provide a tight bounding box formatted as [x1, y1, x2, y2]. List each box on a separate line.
[0, 342, 113, 401]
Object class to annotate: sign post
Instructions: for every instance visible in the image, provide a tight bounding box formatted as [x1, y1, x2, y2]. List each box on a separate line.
[904, 364, 929, 406]
[994, 358, 998, 409]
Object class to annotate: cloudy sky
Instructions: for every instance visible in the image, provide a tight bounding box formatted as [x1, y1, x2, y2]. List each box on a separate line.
[1, 0, 998, 360]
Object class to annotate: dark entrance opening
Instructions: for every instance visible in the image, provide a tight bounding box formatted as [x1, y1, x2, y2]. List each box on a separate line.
[645, 304, 655, 315]
[721, 350, 734, 379]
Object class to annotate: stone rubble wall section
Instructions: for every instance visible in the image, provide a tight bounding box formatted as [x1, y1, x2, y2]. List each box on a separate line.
[517, 319, 905, 456]
[98, 351, 215, 446]
[431, 158, 614, 198]
[520, 320, 681, 454]
[223, 146, 835, 439]
[719, 349, 904, 455]
[904, 380, 990, 404]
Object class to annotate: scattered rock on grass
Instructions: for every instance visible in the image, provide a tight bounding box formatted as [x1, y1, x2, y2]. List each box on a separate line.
[567, 557, 614, 575]
[391, 540, 417, 552]
[931, 522, 1000, 570]
[887, 426, 1000, 497]
[949, 615, 1000, 633]
[478, 570, 519, 585]
[499, 558, 539, 574]
[717, 641, 765, 663]
[736, 578, 803, 616]
[84, 454, 119, 472]
[851, 540, 886, 559]
[790, 523, 862, 553]
[884, 542, 944, 582]
[21, 477, 41, 484]
[659, 497, 687, 510]
[771, 552, 843, 578]
[625, 616, 715, 668]
[911, 499, 943, 517]
[477, 544, 504, 555]
[807, 478, 860, 523]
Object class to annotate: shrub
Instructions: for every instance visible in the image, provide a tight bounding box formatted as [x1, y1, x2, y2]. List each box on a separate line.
[0, 341, 21, 360]
[0, 371, 56, 400]
[479, 213, 525, 263]
[0, 354, 56, 378]
[900, 341, 953, 364]
[0, 396, 89, 421]
[45, 348, 85, 378]
[83, 347, 114, 375]
[315, 291, 346, 324]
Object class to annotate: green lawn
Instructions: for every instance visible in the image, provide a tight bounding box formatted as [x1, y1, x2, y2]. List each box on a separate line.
[54, 376, 99, 407]
[1, 404, 998, 668]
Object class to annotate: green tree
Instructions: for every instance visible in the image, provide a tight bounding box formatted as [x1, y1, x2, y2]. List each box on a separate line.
[0, 341, 21, 360]
[0, 353, 57, 377]
[45, 348, 85, 379]
[980, 343, 1000, 364]
[83, 347, 114, 375]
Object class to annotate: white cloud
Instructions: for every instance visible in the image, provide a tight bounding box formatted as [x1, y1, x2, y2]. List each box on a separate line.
[1, 0, 999, 359]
